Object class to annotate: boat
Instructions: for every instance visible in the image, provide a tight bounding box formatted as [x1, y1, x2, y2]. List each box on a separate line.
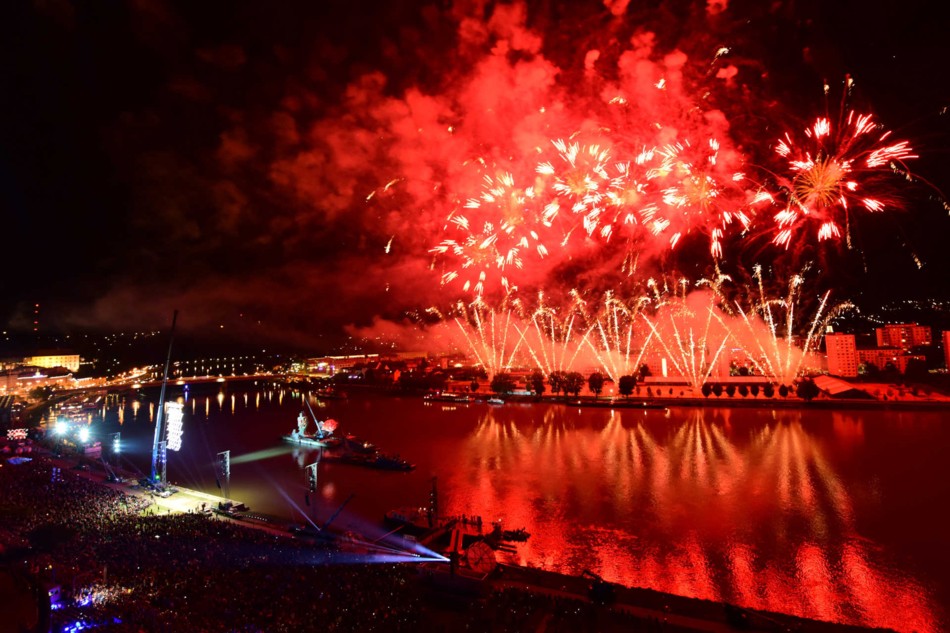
[500, 527, 530, 542]
[370, 453, 415, 471]
[282, 430, 328, 449]
[384, 506, 435, 536]
[423, 391, 473, 404]
[281, 405, 339, 449]
[487, 397, 504, 405]
[323, 450, 415, 471]
[282, 401, 414, 470]
[342, 434, 376, 454]
[315, 387, 347, 400]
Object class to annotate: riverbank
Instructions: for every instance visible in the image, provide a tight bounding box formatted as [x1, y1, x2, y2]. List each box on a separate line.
[532, 394, 950, 411]
[345, 381, 950, 411]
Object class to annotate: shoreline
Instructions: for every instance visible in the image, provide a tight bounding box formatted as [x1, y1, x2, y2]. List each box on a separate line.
[351, 383, 950, 411]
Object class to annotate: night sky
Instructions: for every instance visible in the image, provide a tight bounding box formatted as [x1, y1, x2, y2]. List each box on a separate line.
[2, 0, 948, 351]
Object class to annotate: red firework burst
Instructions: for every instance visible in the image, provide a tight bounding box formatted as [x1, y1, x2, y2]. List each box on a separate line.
[770, 111, 916, 248]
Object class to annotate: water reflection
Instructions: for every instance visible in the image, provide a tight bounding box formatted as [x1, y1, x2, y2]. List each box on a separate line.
[88, 389, 941, 632]
[460, 406, 937, 632]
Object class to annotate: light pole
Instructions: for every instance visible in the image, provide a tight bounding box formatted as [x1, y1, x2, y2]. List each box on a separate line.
[305, 459, 319, 519]
[110, 432, 121, 472]
[150, 310, 178, 487]
[216, 450, 231, 501]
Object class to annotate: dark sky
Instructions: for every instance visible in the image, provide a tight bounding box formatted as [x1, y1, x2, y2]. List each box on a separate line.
[2, 0, 948, 351]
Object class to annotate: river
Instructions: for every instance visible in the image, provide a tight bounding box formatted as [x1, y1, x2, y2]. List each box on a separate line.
[86, 383, 948, 632]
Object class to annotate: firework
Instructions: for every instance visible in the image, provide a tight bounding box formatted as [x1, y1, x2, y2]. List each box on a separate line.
[431, 168, 553, 296]
[770, 111, 916, 249]
[583, 290, 652, 383]
[536, 139, 614, 240]
[515, 290, 589, 377]
[640, 278, 731, 389]
[730, 266, 854, 384]
[602, 147, 665, 242]
[452, 293, 527, 377]
[651, 138, 756, 259]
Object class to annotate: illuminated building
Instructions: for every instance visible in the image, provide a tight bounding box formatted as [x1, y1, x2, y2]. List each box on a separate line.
[22, 352, 80, 373]
[857, 347, 925, 374]
[825, 333, 858, 378]
[875, 323, 932, 350]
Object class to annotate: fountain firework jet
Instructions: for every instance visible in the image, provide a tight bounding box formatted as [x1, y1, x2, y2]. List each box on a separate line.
[453, 293, 526, 378]
[730, 266, 855, 384]
[515, 291, 589, 377]
[583, 291, 651, 383]
[640, 278, 731, 389]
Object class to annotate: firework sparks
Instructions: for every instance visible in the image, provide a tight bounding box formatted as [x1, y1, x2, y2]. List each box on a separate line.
[431, 169, 554, 296]
[731, 266, 854, 384]
[536, 139, 614, 240]
[640, 278, 731, 389]
[452, 294, 527, 377]
[582, 291, 652, 382]
[515, 291, 589, 377]
[771, 111, 917, 249]
[651, 139, 756, 259]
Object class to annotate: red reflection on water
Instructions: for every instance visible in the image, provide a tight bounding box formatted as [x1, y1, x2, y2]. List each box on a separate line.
[456, 406, 938, 632]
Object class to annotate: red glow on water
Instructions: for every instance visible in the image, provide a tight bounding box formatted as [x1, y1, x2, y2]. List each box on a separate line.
[449, 407, 940, 632]
[157, 392, 943, 633]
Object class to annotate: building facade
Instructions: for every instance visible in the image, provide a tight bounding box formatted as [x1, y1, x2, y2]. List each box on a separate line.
[22, 353, 80, 373]
[875, 323, 932, 350]
[856, 348, 925, 374]
[825, 333, 858, 377]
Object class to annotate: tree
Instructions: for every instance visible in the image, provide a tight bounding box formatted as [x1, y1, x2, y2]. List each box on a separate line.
[763, 383, 774, 398]
[548, 371, 566, 397]
[588, 372, 605, 398]
[529, 370, 546, 397]
[882, 362, 900, 383]
[490, 373, 517, 395]
[858, 361, 880, 378]
[725, 384, 737, 397]
[738, 385, 749, 398]
[564, 372, 585, 397]
[796, 378, 820, 401]
[779, 384, 789, 398]
[904, 358, 928, 381]
[712, 384, 723, 397]
[428, 372, 447, 392]
[750, 384, 760, 398]
[470, 380, 480, 393]
[618, 375, 637, 398]
[28, 386, 52, 402]
[701, 383, 712, 398]
[638, 364, 652, 380]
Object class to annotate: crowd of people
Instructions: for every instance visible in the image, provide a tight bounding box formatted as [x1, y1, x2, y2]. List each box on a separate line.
[1, 448, 763, 632]
[1, 452, 427, 632]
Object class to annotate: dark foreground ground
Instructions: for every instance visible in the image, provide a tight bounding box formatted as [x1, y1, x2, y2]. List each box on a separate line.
[0, 444, 894, 633]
